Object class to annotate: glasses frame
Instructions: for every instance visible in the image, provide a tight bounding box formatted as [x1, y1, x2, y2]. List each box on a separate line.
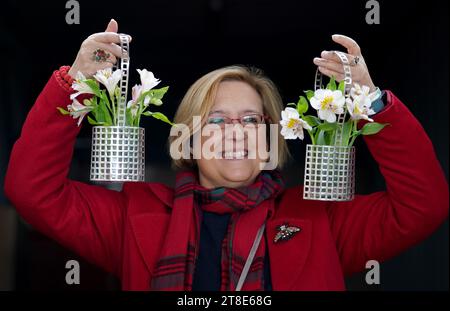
[206, 113, 272, 127]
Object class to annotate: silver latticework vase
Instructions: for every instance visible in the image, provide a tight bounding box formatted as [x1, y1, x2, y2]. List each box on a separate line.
[302, 51, 357, 201]
[303, 144, 355, 201]
[89, 34, 146, 182]
[90, 126, 145, 182]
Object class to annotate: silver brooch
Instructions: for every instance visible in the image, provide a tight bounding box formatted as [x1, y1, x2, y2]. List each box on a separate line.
[274, 223, 301, 243]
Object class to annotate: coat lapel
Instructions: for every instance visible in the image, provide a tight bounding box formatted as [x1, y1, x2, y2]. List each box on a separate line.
[266, 218, 312, 290]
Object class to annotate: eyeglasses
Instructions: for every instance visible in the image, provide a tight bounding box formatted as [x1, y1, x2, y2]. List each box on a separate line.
[206, 113, 270, 127]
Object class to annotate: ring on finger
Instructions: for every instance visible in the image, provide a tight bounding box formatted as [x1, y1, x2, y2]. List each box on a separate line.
[92, 48, 111, 63]
[349, 56, 360, 66]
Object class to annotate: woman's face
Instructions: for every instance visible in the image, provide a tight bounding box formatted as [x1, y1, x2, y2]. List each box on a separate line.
[196, 80, 266, 189]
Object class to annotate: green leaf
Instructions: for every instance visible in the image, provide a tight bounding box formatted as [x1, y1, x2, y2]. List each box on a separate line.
[296, 96, 309, 114]
[326, 76, 337, 91]
[341, 120, 353, 146]
[324, 130, 334, 146]
[142, 111, 174, 126]
[302, 115, 321, 128]
[287, 103, 297, 107]
[101, 90, 112, 111]
[98, 94, 113, 125]
[126, 107, 134, 126]
[92, 95, 98, 107]
[361, 122, 390, 135]
[87, 115, 106, 125]
[317, 122, 339, 131]
[84, 79, 102, 97]
[304, 90, 315, 101]
[315, 130, 326, 145]
[338, 80, 346, 93]
[83, 98, 93, 106]
[150, 98, 163, 106]
[92, 105, 102, 123]
[142, 86, 169, 102]
[57, 107, 69, 115]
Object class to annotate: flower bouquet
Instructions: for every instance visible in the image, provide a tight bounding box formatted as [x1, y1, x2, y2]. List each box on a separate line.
[280, 52, 388, 201]
[58, 36, 172, 182]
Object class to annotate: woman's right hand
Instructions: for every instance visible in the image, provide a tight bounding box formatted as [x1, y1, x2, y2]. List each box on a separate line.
[68, 19, 132, 79]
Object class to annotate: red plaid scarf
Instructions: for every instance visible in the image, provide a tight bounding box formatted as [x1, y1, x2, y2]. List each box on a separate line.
[150, 169, 284, 291]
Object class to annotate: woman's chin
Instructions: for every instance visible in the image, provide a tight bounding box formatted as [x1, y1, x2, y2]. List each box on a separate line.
[218, 160, 260, 186]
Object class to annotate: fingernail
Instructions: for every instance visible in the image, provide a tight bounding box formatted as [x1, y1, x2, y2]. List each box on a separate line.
[313, 57, 321, 63]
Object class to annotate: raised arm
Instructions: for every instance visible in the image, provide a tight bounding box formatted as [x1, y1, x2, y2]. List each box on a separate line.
[313, 34, 448, 275]
[326, 91, 448, 275]
[4, 20, 131, 277]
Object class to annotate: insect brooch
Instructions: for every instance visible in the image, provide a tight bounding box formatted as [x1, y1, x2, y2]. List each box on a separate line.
[274, 223, 301, 243]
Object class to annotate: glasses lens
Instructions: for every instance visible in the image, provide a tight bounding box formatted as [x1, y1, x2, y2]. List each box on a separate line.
[241, 114, 262, 125]
[207, 116, 226, 125]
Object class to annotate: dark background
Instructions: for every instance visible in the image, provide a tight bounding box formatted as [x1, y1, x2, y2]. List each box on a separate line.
[0, 0, 448, 290]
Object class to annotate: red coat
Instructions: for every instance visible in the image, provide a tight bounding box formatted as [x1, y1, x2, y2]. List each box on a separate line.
[4, 73, 449, 290]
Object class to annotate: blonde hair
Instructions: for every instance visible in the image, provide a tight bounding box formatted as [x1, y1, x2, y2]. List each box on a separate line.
[169, 65, 289, 169]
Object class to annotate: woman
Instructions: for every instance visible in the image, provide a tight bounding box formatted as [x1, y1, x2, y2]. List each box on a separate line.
[4, 19, 448, 291]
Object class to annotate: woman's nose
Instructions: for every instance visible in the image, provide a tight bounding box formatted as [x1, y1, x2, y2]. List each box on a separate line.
[223, 123, 246, 142]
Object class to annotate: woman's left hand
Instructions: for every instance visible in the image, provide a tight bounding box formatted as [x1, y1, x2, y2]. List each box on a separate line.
[313, 34, 376, 92]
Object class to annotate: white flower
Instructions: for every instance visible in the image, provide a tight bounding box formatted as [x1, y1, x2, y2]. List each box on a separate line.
[310, 89, 345, 123]
[94, 68, 122, 97]
[67, 98, 93, 126]
[127, 101, 139, 117]
[126, 85, 142, 117]
[346, 83, 377, 122]
[280, 107, 312, 140]
[138, 69, 160, 91]
[350, 83, 378, 101]
[346, 95, 376, 122]
[137, 69, 161, 105]
[70, 71, 95, 100]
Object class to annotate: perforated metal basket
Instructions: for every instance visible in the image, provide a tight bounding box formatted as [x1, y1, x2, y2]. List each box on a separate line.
[303, 144, 355, 201]
[89, 34, 145, 182]
[90, 126, 145, 182]
[303, 51, 355, 201]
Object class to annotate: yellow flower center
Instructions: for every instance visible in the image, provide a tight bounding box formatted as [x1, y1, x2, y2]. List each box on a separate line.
[287, 118, 298, 129]
[321, 96, 334, 110]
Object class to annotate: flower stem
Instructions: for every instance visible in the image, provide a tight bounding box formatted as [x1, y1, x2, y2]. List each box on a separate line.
[111, 94, 116, 126]
[307, 129, 316, 145]
[348, 120, 359, 147]
[136, 101, 144, 127]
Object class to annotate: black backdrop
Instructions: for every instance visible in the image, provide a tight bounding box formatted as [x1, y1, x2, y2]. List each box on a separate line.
[0, 0, 448, 290]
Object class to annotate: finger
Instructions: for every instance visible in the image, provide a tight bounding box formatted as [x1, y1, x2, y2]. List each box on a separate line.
[104, 54, 117, 65]
[331, 34, 361, 55]
[88, 41, 123, 58]
[105, 19, 118, 33]
[85, 61, 115, 77]
[96, 62, 115, 70]
[317, 66, 344, 82]
[321, 51, 360, 66]
[313, 58, 344, 74]
[90, 32, 121, 44]
[320, 50, 341, 62]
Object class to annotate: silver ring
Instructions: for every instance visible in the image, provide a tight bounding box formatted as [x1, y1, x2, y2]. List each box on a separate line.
[350, 56, 360, 66]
